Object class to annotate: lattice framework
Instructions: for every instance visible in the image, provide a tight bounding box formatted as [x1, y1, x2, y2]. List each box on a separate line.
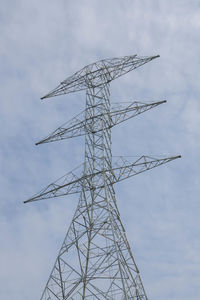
[25, 54, 181, 300]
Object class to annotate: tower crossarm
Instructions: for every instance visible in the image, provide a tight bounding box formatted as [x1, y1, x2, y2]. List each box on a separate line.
[36, 100, 166, 145]
[24, 155, 180, 203]
[110, 100, 166, 128]
[111, 155, 181, 183]
[41, 55, 159, 99]
[24, 163, 84, 203]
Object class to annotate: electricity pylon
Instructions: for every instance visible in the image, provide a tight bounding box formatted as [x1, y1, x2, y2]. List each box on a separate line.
[25, 54, 181, 299]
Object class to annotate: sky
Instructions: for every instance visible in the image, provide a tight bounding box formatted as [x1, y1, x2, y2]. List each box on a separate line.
[0, 0, 200, 299]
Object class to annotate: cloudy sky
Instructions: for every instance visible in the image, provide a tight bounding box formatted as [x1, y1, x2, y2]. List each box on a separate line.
[1, 0, 200, 299]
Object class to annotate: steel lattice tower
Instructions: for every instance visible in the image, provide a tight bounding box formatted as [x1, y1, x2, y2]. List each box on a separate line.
[25, 54, 181, 299]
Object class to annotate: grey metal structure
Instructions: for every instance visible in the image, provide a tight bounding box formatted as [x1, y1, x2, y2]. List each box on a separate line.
[25, 55, 181, 299]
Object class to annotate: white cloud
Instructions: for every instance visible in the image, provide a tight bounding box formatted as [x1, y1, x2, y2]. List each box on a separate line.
[0, 0, 200, 299]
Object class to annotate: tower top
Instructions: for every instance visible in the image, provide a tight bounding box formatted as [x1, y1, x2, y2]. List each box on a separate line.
[41, 54, 159, 99]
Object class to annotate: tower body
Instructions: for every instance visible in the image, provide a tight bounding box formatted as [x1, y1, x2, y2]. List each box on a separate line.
[41, 84, 147, 299]
[25, 55, 181, 300]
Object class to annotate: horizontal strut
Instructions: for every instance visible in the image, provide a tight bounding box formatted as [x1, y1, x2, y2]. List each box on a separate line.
[24, 155, 181, 203]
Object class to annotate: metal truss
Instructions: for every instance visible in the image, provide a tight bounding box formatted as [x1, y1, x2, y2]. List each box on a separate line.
[36, 100, 166, 145]
[41, 55, 159, 99]
[25, 54, 181, 299]
[24, 155, 180, 203]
